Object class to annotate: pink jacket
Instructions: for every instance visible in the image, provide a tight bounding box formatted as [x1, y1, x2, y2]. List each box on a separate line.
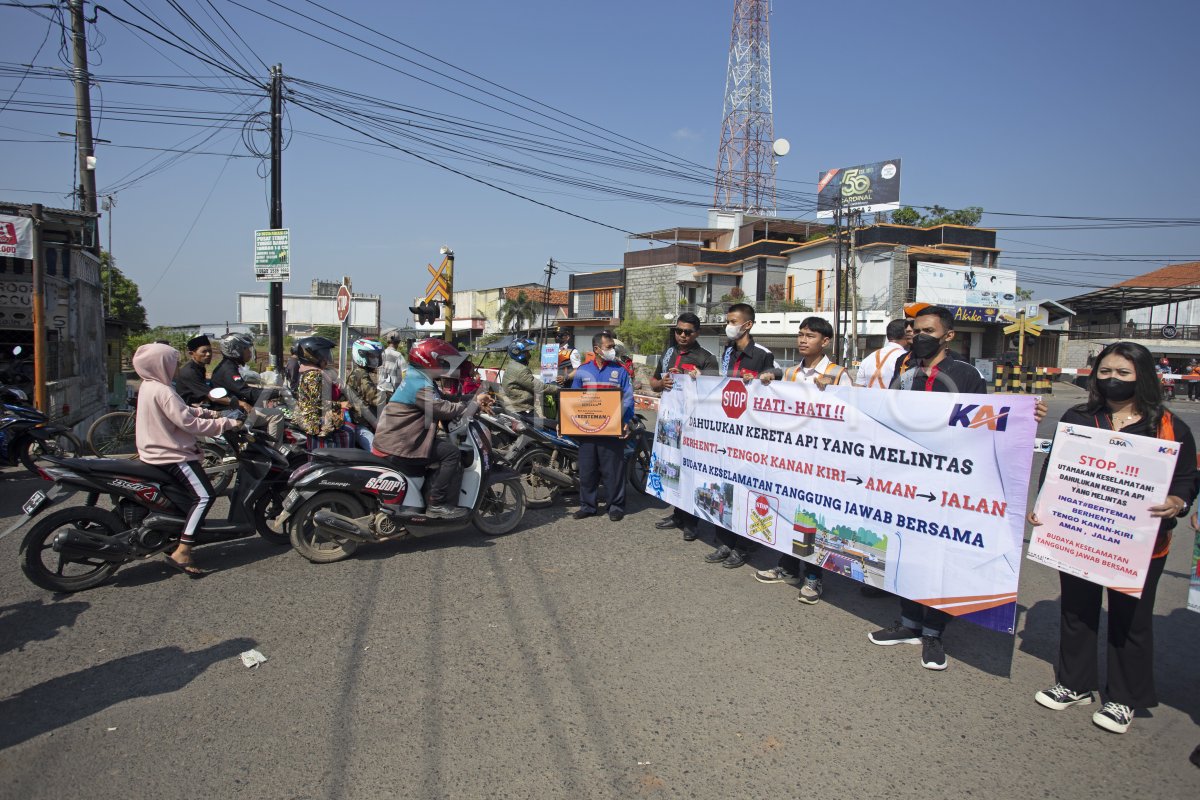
[133, 343, 239, 465]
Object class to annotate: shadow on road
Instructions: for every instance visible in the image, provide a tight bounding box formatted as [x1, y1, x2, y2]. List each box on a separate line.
[0, 637, 256, 750]
[0, 599, 90, 657]
[107, 538, 291, 589]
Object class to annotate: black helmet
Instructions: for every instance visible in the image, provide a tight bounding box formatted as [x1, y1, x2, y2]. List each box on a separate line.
[295, 336, 336, 366]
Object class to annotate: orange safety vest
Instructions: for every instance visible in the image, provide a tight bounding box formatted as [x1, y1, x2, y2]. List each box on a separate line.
[783, 361, 848, 385]
[865, 346, 902, 388]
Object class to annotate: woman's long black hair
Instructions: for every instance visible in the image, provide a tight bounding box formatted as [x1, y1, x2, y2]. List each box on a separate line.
[1075, 341, 1165, 429]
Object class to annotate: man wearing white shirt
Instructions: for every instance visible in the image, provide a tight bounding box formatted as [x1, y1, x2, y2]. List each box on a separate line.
[855, 318, 912, 389]
[758, 317, 852, 603]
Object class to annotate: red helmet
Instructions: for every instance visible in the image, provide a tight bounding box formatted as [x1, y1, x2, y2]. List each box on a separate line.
[408, 338, 462, 375]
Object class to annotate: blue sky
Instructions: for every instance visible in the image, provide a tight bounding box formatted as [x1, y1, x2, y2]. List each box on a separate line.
[3, 0, 1198, 328]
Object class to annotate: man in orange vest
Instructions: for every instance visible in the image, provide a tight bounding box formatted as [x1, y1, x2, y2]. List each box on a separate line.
[855, 318, 912, 389]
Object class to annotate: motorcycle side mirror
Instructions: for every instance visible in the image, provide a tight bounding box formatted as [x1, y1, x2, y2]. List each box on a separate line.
[208, 387, 229, 400]
[12, 346, 22, 357]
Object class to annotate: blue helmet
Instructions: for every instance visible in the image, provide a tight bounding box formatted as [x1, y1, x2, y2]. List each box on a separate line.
[507, 337, 536, 363]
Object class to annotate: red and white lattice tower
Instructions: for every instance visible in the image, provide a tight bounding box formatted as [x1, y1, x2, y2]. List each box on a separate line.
[713, 0, 775, 216]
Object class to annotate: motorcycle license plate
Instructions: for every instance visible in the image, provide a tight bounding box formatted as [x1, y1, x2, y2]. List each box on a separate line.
[283, 489, 301, 511]
[21, 490, 47, 516]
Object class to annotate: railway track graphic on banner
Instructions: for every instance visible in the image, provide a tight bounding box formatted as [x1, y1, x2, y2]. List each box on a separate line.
[647, 377, 1038, 633]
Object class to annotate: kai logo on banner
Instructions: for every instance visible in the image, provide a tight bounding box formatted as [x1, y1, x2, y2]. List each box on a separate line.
[948, 404, 1009, 431]
[721, 379, 748, 419]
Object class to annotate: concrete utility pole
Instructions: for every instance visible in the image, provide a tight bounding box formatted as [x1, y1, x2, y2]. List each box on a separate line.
[832, 200, 842, 359]
[268, 65, 284, 374]
[68, 0, 97, 215]
[539, 257, 557, 349]
[848, 210, 862, 365]
[440, 246, 455, 342]
[29, 204, 47, 412]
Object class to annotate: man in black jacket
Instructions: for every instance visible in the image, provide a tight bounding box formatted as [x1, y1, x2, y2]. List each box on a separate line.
[176, 335, 248, 414]
[211, 333, 284, 442]
[651, 312, 719, 541]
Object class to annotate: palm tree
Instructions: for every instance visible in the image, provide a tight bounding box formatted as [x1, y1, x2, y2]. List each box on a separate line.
[498, 291, 544, 336]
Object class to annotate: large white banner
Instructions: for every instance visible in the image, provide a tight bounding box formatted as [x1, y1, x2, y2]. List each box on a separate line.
[1028, 422, 1180, 596]
[647, 377, 1037, 633]
[0, 215, 33, 259]
[916, 262, 1017, 311]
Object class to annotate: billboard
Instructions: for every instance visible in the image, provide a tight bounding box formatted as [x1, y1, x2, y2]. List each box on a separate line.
[816, 159, 901, 218]
[916, 262, 1017, 314]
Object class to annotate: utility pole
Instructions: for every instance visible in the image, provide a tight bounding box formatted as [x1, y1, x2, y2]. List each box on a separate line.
[68, 0, 97, 215]
[101, 194, 115, 310]
[539, 257, 557, 349]
[30, 204, 47, 412]
[268, 64, 284, 375]
[848, 210, 861, 365]
[832, 200, 842, 359]
[440, 246, 455, 342]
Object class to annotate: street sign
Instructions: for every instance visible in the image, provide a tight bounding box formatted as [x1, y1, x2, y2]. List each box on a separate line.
[254, 228, 290, 282]
[336, 285, 352, 322]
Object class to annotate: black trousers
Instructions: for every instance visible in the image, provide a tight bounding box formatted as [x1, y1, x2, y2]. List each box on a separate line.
[778, 554, 822, 581]
[1056, 554, 1166, 708]
[388, 437, 462, 507]
[577, 436, 626, 514]
[900, 598, 950, 637]
[671, 507, 699, 530]
[715, 527, 758, 555]
[163, 460, 216, 545]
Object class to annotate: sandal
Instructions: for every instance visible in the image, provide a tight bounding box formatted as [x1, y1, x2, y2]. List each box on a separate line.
[162, 555, 209, 579]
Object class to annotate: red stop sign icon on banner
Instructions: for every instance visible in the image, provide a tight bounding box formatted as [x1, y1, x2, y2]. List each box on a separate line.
[721, 379, 748, 419]
[336, 285, 351, 322]
[754, 494, 770, 517]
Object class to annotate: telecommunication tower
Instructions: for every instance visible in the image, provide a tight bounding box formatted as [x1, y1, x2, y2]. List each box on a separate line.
[713, 0, 776, 216]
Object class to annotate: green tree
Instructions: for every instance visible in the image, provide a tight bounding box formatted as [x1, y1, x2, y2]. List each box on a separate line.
[498, 291, 543, 335]
[1016, 286, 1035, 301]
[890, 206, 922, 226]
[313, 325, 341, 344]
[889, 205, 984, 228]
[99, 251, 148, 331]
[126, 326, 190, 354]
[616, 309, 669, 356]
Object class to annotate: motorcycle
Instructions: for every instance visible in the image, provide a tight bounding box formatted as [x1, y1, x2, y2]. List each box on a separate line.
[0, 344, 34, 387]
[10, 422, 303, 593]
[279, 413, 526, 563]
[508, 412, 650, 507]
[0, 380, 84, 472]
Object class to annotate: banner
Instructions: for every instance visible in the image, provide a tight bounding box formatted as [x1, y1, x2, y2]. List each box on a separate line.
[646, 376, 1037, 633]
[816, 159, 901, 218]
[0, 215, 33, 259]
[1028, 423, 1180, 596]
[916, 262, 1018, 312]
[540, 343, 559, 384]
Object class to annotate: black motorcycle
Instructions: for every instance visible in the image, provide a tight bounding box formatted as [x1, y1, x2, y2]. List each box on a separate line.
[11, 426, 303, 593]
[0, 383, 84, 472]
[280, 415, 526, 563]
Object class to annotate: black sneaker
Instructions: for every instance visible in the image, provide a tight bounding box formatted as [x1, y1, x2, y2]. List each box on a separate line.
[608, 510, 624, 522]
[1035, 683, 1094, 711]
[704, 545, 732, 563]
[654, 517, 680, 529]
[681, 527, 698, 541]
[920, 636, 947, 671]
[1092, 702, 1134, 734]
[721, 550, 747, 568]
[868, 623, 921, 646]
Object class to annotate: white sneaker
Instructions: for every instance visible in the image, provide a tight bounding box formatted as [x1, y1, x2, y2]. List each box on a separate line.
[1035, 683, 1094, 711]
[1092, 702, 1134, 734]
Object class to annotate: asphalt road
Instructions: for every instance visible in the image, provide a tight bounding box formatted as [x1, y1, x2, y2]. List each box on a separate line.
[0, 384, 1197, 799]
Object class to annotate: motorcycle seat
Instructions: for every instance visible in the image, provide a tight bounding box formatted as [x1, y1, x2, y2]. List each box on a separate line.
[310, 448, 426, 477]
[50, 457, 173, 482]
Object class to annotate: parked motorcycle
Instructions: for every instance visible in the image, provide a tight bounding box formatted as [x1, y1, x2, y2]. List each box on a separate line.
[280, 414, 526, 563]
[0, 381, 84, 472]
[509, 412, 650, 507]
[11, 424, 302, 593]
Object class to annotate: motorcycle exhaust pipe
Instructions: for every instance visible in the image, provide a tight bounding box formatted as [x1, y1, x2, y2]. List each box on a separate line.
[311, 510, 374, 542]
[532, 465, 577, 489]
[52, 529, 133, 563]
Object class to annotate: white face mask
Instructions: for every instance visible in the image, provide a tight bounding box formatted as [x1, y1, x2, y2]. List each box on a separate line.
[600, 348, 616, 362]
[725, 323, 744, 341]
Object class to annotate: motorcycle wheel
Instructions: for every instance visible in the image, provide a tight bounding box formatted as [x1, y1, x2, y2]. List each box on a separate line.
[626, 443, 651, 493]
[19, 506, 124, 592]
[199, 441, 235, 496]
[473, 475, 526, 536]
[289, 491, 365, 563]
[512, 448, 560, 508]
[18, 430, 84, 473]
[88, 410, 137, 457]
[252, 487, 291, 546]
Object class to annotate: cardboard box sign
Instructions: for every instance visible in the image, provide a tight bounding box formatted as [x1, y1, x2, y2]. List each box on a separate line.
[558, 388, 623, 437]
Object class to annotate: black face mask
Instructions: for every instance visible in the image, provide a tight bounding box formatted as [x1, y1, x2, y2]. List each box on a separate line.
[1097, 377, 1137, 402]
[908, 333, 943, 361]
